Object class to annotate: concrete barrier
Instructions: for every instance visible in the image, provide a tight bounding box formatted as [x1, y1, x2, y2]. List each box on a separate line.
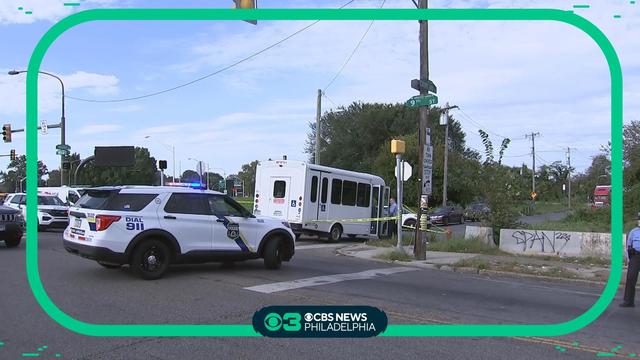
[499, 229, 624, 258]
[464, 226, 495, 247]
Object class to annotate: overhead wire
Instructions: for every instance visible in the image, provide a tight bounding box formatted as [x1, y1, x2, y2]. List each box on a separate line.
[66, 0, 359, 103]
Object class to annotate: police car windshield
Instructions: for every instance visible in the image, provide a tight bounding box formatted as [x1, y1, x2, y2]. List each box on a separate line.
[38, 196, 65, 206]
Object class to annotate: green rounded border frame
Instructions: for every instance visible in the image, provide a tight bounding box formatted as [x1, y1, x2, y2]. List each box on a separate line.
[25, 8, 623, 337]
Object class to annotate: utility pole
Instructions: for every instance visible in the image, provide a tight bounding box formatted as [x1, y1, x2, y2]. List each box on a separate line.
[525, 132, 540, 200]
[566, 147, 573, 209]
[414, 0, 428, 261]
[440, 103, 459, 207]
[315, 89, 322, 165]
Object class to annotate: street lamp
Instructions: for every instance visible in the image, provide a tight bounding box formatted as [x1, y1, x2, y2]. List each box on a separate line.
[9, 69, 66, 186]
[144, 135, 176, 182]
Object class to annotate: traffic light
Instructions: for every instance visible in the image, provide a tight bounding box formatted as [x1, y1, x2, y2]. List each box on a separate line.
[2, 124, 11, 143]
[158, 160, 168, 170]
[233, 0, 257, 25]
[10, 149, 16, 161]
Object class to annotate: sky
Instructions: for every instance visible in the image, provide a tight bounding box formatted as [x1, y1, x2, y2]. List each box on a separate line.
[0, 0, 638, 182]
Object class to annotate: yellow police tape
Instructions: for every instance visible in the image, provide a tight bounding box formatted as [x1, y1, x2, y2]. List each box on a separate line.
[308, 216, 449, 234]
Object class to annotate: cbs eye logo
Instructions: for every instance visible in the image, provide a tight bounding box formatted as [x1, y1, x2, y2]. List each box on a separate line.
[264, 312, 302, 332]
[264, 313, 283, 331]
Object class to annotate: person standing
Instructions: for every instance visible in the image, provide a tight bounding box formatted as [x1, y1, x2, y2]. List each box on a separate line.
[389, 197, 398, 237]
[621, 212, 640, 307]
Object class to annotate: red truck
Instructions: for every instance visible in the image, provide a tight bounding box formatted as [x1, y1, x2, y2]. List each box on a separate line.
[592, 185, 611, 209]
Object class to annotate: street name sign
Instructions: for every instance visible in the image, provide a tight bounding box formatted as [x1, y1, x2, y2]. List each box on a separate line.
[406, 94, 438, 108]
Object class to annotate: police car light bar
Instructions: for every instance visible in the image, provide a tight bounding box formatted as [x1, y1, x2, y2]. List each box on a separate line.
[166, 182, 206, 189]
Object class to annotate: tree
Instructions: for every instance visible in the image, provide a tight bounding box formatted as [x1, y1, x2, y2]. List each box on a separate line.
[76, 147, 157, 186]
[476, 131, 519, 243]
[207, 172, 224, 191]
[237, 160, 259, 196]
[1, 155, 48, 191]
[307, 102, 479, 207]
[47, 170, 61, 186]
[181, 170, 200, 183]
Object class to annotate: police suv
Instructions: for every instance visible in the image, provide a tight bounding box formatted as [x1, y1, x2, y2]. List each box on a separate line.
[63, 186, 295, 280]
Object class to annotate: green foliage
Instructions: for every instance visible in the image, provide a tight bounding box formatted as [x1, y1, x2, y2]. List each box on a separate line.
[477, 131, 520, 243]
[237, 160, 258, 196]
[374, 249, 413, 262]
[76, 147, 157, 186]
[306, 102, 480, 207]
[426, 237, 504, 255]
[0, 155, 48, 191]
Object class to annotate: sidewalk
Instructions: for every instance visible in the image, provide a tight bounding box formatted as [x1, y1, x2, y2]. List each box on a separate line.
[336, 244, 616, 284]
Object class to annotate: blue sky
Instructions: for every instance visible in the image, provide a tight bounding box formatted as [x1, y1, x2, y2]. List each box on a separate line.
[0, 0, 638, 182]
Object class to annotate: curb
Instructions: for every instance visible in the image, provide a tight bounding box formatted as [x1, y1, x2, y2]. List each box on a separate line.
[336, 245, 620, 287]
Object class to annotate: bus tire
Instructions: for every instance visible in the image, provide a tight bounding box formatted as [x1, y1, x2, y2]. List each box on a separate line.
[327, 224, 343, 243]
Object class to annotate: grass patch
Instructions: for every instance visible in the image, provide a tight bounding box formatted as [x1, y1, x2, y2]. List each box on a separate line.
[366, 234, 414, 248]
[452, 258, 580, 279]
[527, 207, 611, 233]
[426, 237, 505, 255]
[374, 249, 414, 262]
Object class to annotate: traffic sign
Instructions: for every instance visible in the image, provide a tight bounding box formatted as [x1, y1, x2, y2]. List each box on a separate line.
[422, 144, 433, 195]
[56, 149, 70, 156]
[56, 144, 71, 150]
[406, 94, 438, 108]
[411, 79, 437, 94]
[395, 162, 413, 181]
[531, 192, 538, 200]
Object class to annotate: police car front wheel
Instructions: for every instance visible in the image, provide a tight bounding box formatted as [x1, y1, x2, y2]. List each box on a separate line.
[263, 237, 283, 270]
[130, 239, 171, 280]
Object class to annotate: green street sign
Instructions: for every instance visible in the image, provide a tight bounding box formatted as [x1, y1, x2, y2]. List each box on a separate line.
[56, 149, 70, 156]
[56, 144, 71, 150]
[406, 95, 438, 108]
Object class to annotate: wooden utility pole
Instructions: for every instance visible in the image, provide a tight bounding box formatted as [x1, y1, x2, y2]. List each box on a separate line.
[316, 89, 322, 165]
[414, 0, 429, 260]
[526, 132, 540, 201]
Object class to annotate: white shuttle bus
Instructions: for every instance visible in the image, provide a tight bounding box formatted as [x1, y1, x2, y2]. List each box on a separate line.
[254, 160, 390, 241]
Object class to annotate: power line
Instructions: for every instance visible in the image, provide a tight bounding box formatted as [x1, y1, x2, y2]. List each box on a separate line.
[323, 0, 386, 93]
[66, 0, 358, 103]
[454, 108, 524, 141]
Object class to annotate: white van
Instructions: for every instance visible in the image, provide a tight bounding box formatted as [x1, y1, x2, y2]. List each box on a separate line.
[254, 160, 390, 241]
[38, 187, 86, 205]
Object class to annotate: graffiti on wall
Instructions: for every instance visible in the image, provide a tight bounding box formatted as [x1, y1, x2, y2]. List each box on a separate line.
[512, 230, 573, 254]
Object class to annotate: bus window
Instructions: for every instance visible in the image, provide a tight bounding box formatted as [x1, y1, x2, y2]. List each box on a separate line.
[321, 178, 328, 203]
[310, 176, 318, 203]
[342, 181, 357, 206]
[357, 183, 371, 207]
[273, 181, 286, 198]
[331, 179, 342, 205]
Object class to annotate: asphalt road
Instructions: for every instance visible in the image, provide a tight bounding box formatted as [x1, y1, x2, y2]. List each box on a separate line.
[0, 229, 637, 360]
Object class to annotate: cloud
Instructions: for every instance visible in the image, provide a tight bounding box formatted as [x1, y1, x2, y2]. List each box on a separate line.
[0, 0, 123, 25]
[0, 69, 121, 117]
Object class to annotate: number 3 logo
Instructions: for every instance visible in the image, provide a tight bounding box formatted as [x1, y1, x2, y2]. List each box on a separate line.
[283, 313, 301, 331]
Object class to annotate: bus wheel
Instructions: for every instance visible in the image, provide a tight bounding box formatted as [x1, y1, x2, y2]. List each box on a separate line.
[327, 225, 343, 243]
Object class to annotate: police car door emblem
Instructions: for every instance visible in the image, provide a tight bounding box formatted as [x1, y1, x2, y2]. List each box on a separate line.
[227, 223, 240, 239]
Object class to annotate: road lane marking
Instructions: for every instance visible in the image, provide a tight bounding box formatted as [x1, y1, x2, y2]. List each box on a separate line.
[244, 267, 417, 294]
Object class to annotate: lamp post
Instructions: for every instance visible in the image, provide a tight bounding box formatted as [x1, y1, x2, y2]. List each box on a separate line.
[144, 135, 176, 182]
[9, 69, 66, 186]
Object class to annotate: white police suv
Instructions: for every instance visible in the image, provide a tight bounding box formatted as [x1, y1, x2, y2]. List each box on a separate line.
[63, 186, 295, 280]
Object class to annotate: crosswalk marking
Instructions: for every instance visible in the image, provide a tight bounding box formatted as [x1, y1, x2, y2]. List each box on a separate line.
[244, 267, 418, 294]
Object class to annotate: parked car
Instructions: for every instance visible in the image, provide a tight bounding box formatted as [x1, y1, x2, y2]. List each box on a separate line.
[0, 204, 25, 248]
[464, 202, 491, 222]
[428, 205, 464, 226]
[4, 193, 70, 231]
